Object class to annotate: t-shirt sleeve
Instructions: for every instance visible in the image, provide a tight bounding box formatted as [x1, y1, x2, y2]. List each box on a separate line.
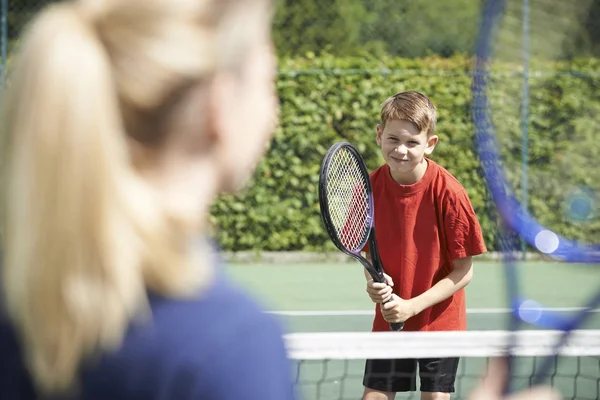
[444, 189, 487, 261]
[179, 313, 297, 400]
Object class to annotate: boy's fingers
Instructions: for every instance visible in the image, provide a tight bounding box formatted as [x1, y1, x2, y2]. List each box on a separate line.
[368, 293, 390, 302]
[366, 289, 385, 298]
[368, 282, 388, 289]
[384, 273, 394, 286]
[366, 285, 391, 294]
[380, 294, 392, 303]
[381, 299, 397, 310]
[366, 280, 392, 304]
[367, 290, 392, 301]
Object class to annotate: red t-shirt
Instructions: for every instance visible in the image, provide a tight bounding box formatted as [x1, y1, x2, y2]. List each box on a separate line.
[365, 159, 487, 332]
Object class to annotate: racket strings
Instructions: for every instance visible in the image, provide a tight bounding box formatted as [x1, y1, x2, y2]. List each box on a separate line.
[326, 148, 370, 251]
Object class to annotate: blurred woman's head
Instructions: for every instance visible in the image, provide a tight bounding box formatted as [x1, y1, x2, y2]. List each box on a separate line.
[0, 0, 276, 394]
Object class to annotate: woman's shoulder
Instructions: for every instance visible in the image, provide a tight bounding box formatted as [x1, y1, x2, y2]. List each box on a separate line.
[0, 257, 295, 400]
[80, 268, 294, 399]
[146, 267, 284, 348]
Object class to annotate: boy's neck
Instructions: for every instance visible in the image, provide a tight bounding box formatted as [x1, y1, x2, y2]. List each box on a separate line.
[389, 158, 429, 185]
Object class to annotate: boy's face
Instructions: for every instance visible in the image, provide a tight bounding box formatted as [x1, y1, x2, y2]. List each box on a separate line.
[376, 119, 438, 176]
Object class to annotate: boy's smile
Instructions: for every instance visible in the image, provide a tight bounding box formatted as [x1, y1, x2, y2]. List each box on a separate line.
[376, 119, 438, 185]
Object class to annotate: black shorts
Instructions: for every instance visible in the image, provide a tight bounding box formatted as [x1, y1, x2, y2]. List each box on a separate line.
[363, 357, 460, 393]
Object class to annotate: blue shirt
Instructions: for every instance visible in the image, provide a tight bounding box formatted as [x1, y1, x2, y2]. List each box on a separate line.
[0, 268, 296, 400]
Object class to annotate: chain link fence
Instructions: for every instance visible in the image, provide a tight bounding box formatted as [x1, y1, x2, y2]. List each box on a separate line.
[1, 0, 600, 253]
[3, 0, 600, 69]
[3, 1, 600, 70]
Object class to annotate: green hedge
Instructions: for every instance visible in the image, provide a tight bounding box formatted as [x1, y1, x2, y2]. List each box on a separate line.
[210, 54, 600, 252]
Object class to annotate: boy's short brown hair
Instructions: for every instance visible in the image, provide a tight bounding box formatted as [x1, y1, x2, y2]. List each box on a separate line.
[380, 91, 437, 137]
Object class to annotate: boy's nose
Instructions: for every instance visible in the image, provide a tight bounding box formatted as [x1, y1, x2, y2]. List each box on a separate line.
[395, 145, 407, 154]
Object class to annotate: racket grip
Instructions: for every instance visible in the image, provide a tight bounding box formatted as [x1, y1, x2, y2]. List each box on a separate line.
[390, 322, 404, 331]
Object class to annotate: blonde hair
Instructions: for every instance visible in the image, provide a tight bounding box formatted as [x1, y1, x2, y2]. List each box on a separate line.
[380, 91, 437, 137]
[0, 0, 268, 394]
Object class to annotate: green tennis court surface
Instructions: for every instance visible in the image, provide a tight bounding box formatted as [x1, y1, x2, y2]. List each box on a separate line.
[224, 259, 600, 400]
[224, 260, 600, 332]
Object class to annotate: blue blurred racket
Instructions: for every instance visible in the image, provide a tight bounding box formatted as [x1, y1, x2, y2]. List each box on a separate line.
[472, 0, 600, 392]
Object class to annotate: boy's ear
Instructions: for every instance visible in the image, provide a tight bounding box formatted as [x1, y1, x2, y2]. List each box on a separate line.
[376, 124, 383, 146]
[424, 135, 439, 155]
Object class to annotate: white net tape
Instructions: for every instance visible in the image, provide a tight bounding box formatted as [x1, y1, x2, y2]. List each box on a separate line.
[285, 330, 600, 400]
[285, 330, 600, 360]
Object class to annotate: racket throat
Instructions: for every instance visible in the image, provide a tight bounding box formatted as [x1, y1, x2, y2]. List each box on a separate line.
[367, 231, 388, 284]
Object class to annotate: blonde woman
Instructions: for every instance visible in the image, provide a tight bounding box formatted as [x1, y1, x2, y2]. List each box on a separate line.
[0, 0, 295, 399]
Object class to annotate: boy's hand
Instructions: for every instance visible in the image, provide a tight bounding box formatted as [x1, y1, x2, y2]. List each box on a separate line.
[366, 273, 394, 303]
[380, 294, 416, 323]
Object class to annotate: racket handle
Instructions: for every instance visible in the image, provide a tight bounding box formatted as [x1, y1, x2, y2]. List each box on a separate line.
[390, 322, 404, 331]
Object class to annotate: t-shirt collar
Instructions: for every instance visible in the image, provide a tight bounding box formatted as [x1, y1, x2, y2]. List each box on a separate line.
[383, 158, 436, 197]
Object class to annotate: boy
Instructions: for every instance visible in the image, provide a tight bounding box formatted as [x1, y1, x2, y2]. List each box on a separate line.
[361, 91, 487, 400]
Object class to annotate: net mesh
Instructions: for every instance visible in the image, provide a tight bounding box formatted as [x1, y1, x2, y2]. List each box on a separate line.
[325, 147, 370, 252]
[285, 330, 600, 400]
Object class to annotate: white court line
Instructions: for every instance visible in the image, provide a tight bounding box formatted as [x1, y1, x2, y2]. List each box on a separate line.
[269, 307, 600, 317]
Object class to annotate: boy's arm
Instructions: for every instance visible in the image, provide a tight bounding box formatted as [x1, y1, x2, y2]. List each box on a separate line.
[409, 256, 473, 316]
[381, 256, 473, 323]
[382, 190, 484, 323]
[404, 189, 483, 315]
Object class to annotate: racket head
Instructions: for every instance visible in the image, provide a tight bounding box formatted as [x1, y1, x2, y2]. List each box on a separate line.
[318, 142, 374, 256]
[319, 142, 404, 332]
[473, 0, 600, 264]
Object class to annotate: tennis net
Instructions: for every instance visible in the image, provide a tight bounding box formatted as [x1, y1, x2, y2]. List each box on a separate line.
[284, 330, 600, 400]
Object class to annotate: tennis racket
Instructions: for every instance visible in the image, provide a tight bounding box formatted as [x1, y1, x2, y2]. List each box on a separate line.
[318, 141, 404, 332]
[472, 0, 600, 394]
